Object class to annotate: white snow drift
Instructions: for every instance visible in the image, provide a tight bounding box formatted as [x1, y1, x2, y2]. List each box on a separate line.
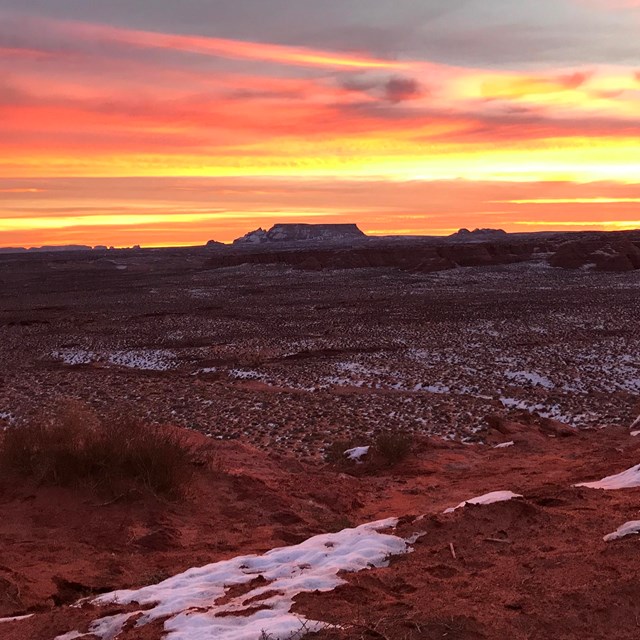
[574, 464, 640, 490]
[344, 446, 370, 461]
[56, 519, 408, 640]
[603, 520, 640, 542]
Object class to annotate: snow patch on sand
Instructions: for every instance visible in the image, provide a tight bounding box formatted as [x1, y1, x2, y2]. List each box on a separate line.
[505, 370, 555, 389]
[575, 464, 640, 490]
[493, 441, 515, 449]
[344, 446, 370, 461]
[444, 491, 522, 513]
[603, 520, 640, 542]
[57, 519, 408, 640]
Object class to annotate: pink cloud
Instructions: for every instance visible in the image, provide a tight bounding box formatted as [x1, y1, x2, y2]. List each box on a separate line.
[1, 13, 408, 71]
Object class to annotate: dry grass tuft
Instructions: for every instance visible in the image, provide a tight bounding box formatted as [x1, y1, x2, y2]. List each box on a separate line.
[0, 400, 195, 498]
[371, 432, 413, 467]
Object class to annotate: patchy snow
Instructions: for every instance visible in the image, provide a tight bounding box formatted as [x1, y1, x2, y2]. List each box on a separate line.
[631, 415, 640, 430]
[107, 350, 177, 371]
[603, 520, 640, 542]
[444, 490, 522, 513]
[52, 348, 96, 366]
[575, 464, 640, 490]
[57, 519, 408, 640]
[228, 369, 266, 381]
[344, 446, 370, 461]
[505, 370, 555, 389]
[498, 397, 577, 426]
[52, 348, 177, 371]
[493, 441, 515, 449]
[417, 383, 451, 394]
[631, 431, 640, 438]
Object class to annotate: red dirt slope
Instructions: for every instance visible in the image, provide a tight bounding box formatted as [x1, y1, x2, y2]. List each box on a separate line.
[3, 423, 640, 639]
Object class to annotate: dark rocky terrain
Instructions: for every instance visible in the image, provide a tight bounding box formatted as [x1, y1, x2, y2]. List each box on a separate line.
[1, 229, 638, 457]
[210, 228, 640, 273]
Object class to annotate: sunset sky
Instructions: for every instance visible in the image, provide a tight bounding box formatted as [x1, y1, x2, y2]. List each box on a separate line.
[1, 0, 640, 247]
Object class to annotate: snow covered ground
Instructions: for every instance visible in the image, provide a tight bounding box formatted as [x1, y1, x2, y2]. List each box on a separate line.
[56, 519, 408, 640]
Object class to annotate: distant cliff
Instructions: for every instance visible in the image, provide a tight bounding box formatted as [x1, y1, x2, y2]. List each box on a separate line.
[234, 223, 366, 245]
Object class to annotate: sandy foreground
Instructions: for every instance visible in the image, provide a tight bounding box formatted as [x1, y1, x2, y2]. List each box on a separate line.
[2, 421, 640, 640]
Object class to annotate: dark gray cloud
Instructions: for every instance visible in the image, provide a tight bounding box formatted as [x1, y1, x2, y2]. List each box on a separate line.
[339, 74, 425, 103]
[1, 0, 639, 67]
[385, 77, 423, 103]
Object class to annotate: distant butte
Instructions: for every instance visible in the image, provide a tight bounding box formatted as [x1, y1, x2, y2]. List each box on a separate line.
[450, 228, 508, 240]
[233, 223, 366, 245]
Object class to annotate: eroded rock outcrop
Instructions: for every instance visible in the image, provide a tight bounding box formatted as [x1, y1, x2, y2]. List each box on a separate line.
[549, 238, 640, 271]
[208, 241, 535, 272]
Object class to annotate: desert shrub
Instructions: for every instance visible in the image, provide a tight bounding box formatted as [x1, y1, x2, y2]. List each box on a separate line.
[324, 433, 412, 474]
[0, 401, 194, 497]
[371, 432, 413, 466]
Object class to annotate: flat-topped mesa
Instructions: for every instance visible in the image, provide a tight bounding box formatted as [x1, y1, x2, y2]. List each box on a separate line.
[234, 223, 366, 245]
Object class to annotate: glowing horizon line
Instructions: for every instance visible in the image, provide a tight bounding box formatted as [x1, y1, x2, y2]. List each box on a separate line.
[0, 210, 330, 232]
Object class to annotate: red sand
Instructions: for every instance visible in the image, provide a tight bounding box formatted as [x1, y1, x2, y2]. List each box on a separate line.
[3, 424, 640, 639]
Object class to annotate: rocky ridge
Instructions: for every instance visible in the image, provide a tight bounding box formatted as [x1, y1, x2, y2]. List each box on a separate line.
[212, 229, 640, 273]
